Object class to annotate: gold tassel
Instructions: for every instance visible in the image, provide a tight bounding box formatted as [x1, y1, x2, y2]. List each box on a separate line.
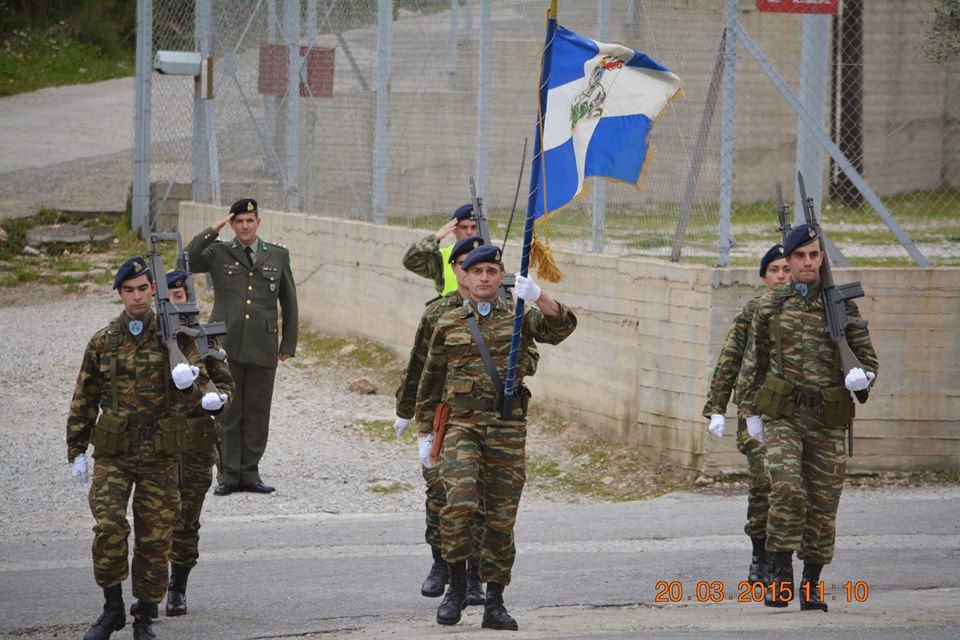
[530, 234, 563, 283]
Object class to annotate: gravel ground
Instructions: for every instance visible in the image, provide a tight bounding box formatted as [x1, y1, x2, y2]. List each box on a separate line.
[0, 284, 612, 546]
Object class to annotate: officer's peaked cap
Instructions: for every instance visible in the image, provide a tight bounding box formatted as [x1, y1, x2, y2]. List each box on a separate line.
[229, 198, 258, 216]
[451, 203, 474, 221]
[461, 244, 502, 271]
[759, 244, 787, 277]
[449, 236, 485, 264]
[783, 223, 819, 256]
[113, 256, 151, 290]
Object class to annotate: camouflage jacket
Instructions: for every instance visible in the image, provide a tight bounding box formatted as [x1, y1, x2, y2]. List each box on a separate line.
[67, 310, 211, 461]
[402, 234, 456, 296]
[702, 296, 760, 418]
[737, 281, 879, 418]
[414, 297, 576, 430]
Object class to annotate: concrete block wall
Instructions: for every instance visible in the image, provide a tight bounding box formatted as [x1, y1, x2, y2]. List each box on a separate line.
[180, 203, 960, 475]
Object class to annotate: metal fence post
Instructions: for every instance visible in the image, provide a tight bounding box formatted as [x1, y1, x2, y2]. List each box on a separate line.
[795, 14, 830, 229]
[283, 0, 301, 212]
[591, 0, 611, 253]
[132, 0, 153, 234]
[303, 0, 318, 210]
[193, 0, 219, 205]
[717, 0, 737, 266]
[475, 0, 491, 199]
[264, 0, 280, 180]
[372, 0, 392, 224]
[448, 0, 459, 82]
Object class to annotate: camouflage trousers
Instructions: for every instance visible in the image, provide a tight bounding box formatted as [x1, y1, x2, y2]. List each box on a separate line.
[440, 421, 526, 586]
[170, 449, 215, 568]
[89, 445, 180, 603]
[764, 409, 846, 565]
[423, 462, 483, 556]
[736, 417, 770, 539]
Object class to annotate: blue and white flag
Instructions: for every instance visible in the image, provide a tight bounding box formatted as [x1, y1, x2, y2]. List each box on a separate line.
[532, 25, 683, 219]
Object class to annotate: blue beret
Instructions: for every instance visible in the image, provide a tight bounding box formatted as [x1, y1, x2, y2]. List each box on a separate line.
[451, 203, 474, 221]
[449, 236, 485, 264]
[759, 244, 787, 277]
[783, 223, 819, 255]
[229, 198, 258, 215]
[461, 244, 502, 271]
[113, 256, 151, 290]
[165, 269, 189, 289]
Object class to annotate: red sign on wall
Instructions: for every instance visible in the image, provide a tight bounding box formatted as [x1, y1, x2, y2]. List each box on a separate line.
[756, 0, 840, 14]
[258, 44, 335, 98]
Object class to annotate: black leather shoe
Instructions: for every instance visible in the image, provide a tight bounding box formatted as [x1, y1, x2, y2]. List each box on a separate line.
[213, 482, 238, 496]
[241, 481, 276, 494]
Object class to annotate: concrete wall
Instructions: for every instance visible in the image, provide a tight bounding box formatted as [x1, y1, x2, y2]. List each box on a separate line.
[180, 203, 960, 474]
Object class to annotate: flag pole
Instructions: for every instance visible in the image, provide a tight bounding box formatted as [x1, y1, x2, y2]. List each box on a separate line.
[501, 0, 558, 419]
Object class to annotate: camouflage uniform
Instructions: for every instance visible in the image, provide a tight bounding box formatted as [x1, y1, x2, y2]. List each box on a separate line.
[702, 296, 770, 538]
[402, 234, 457, 296]
[68, 310, 210, 604]
[739, 281, 878, 564]
[415, 298, 576, 585]
[169, 351, 234, 568]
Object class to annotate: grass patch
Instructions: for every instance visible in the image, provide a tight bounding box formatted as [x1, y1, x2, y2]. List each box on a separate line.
[353, 418, 398, 443]
[527, 454, 562, 480]
[367, 481, 414, 495]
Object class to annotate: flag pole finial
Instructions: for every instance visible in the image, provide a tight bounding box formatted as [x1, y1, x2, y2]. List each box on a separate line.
[548, 0, 557, 20]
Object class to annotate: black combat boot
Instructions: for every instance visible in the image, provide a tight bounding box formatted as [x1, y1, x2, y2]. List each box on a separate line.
[129, 601, 158, 619]
[165, 564, 191, 616]
[131, 601, 158, 640]
[436, 561, 467, 625]
[83, 584, 125, 640]
[421, 546, 448, 598]
[799, 562, 828, 612]
[466, 559, 486, 606]
[748, 536, 771, 584]
[482, 582, 519, 630]
[764, 550, 795, 608]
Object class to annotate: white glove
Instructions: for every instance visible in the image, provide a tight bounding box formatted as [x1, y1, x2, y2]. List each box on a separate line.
[844, 368, 875, 392]
[514, 273, 542, 303]
[172, 363, 200, 390]
[394, 417, 412, 438]
[708, 414, 725, 438]
[746, 415, 765, 443]
[418, 434, 435, 469]
[202, 392, 227, 411]
[71, 454, 89, 482]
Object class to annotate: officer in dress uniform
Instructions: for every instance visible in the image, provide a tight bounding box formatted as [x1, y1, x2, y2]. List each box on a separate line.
[415, 244, 577, 630]
[68, 257, 215, 640]
[186, 198, 298, 496]
[402, 204, 479, 296]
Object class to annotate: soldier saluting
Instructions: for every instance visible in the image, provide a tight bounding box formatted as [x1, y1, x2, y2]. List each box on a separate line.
[415, 244, 576, 630]
[738, 224, 878, 611]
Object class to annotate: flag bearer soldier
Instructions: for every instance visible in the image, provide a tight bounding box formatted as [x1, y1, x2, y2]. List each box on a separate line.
[162, 270, 234, 617]
[415, 245, 576, 630]
[738, 225, 878, 611]
[186, 198, 298, 496]
[702, 244, 791, 586]
[68, 257, 213, 640]
[403, 203, 479, 296]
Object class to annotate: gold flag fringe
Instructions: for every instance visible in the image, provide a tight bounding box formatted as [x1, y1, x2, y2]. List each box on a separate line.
[530, 228, 563, 283]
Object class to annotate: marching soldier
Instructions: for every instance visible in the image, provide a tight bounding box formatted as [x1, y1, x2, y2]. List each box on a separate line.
[68, 257, 214, 640]
[163, 270, 234, 617]
[702, 244, 790, 585]
[186, 198, 298, 496]
[415, 245, 576, 630]
[402, 203, 479, 296]
[738, 225, 878, 611]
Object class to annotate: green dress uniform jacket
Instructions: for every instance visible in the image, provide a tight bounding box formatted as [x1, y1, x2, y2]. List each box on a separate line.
[186, 227, 298, 368]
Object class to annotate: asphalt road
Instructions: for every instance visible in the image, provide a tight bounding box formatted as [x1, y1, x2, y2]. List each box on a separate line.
[2, 485, 958, 640]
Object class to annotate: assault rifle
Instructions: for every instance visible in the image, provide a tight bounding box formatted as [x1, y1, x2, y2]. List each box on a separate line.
[797, 172, 871, 454]
[775, 182, 792, 245]
[469, 176, 515, 297]
[146, 232, 227, 394]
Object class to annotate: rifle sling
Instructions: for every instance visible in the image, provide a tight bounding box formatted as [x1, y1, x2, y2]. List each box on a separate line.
[466, 314, 504, 405]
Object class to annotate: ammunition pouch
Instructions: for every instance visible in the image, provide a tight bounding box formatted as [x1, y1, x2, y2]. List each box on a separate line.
[755, 375, 795, 420]
[154, 417, 190, 455]
[90, 413, 130, 455]
[186, 415, 219, 454]
[449, 385, 531, 420]
[821, 386, 854, 428]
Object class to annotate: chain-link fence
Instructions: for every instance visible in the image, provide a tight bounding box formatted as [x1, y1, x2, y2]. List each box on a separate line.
[146, 0, 959, 267]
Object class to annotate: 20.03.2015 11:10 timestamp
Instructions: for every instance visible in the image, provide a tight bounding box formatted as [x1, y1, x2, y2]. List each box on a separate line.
[654, 580, 871, 603]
